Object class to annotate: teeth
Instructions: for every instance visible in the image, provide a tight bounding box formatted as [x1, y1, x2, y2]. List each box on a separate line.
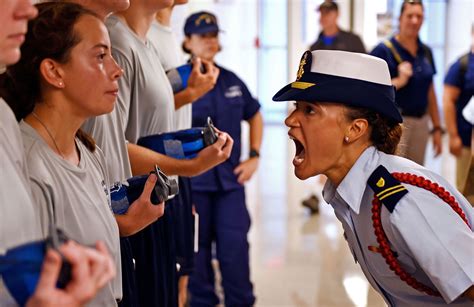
[289, 135, 295, 140]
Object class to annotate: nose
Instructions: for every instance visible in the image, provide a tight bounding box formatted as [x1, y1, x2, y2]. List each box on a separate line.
[15, 0, 38, 21]
[284, 109, 299, 128]
[110, 57, 123, 80]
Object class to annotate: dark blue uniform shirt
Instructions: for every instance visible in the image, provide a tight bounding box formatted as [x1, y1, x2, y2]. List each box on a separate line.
[444, 52, 474, 147]
[191, 65, 261, 192]
[371, 36, 436, 117]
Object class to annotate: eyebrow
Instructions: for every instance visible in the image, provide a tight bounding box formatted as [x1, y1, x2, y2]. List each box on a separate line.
[92, 43, 109, 50]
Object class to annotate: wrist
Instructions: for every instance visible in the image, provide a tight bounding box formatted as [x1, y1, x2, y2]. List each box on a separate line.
[430, 126, 445, 134]
[249, 148, 260, 159]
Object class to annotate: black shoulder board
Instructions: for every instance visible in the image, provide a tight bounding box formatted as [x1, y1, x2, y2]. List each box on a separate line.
[367, 165, 408, 213]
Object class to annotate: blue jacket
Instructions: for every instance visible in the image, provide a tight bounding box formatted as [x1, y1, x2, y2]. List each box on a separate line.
[371, 36, 436, 117]
[444, 52, 474, 147]
[191, 65, 261, 191]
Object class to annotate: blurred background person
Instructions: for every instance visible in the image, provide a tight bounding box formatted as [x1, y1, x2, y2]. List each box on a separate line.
[151, 1, 220, 306]
[443, 25, 474, 192]
[309, 0, 365, 53]
[108, 1, 233, 306]
[371, 0, 442, 166]
[182, 11, 263, 307]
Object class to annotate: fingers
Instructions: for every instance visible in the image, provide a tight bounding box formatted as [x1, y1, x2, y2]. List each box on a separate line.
[61, 241, 113, 304]
[138, 173, 157, 203]
[60, 241, 89, 284]
[35, 248, 62, 291]
[191, 57, 202, 74]
[237, 172, 247, 184]
[220, 133, 234, 157]
[92, 241, 116, 288]
[201, 59, 212, 74]
[212, 133, 226, 148]
[233, 164, 243, 175]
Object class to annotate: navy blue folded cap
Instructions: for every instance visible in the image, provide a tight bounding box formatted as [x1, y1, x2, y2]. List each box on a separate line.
[184, 11, 220, 36]
[272, 50, 402, 124]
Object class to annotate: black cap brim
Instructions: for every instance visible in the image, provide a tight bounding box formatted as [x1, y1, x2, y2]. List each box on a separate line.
[272, 77, 402, 124]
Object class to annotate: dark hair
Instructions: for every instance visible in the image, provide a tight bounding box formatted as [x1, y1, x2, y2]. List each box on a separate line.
[0, 2, 99, 152]
[182, 38, 191, 54]
[400, 0, 423, 16]
[318, 0, 338, 12]
[345, 107, 402, 155]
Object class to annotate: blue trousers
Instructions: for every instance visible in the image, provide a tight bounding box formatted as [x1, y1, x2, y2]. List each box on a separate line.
[174, 177, 195, 277]
[118, 237, 139, 307]
[129, 199, 178, 307]
[189, 188, 255, 307]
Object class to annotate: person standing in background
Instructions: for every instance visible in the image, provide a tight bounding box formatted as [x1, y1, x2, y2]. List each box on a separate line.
[150, 2, 220, 306]
[443, 25, 474, 192]
[107, 1, 233, 305]
[309, 0, 366, 53]
[371, 0, 442, 166]
[182, 11, 263, 307]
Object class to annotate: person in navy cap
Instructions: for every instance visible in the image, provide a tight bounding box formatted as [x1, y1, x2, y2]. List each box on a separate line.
[183, 11, 263, 307]
[274, 49, 474, 305]
[309, 0, 366, 53]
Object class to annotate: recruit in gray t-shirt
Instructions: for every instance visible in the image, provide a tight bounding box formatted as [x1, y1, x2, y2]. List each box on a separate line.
[149, 21, 192, 131]
[20, 121, 122, 307]
[82, 111, 132, 184]
[106, 15, 175, 143]
[0, 100, 42, 306]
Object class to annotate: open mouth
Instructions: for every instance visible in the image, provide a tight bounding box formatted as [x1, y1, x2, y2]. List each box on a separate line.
[289, 133, 305, 167]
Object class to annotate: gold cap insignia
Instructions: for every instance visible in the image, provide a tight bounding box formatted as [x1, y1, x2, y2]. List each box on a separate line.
[296, 52, 308, 81]
[376, 178, 385, 188]
[195, 14, 215, 26]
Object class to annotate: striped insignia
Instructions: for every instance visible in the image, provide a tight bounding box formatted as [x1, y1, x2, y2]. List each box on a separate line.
[368, 165, 408, 213]
[291, 81, 316, 90]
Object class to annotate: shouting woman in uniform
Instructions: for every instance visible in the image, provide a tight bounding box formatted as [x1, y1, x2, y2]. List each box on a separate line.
[274, 49, 473, 306]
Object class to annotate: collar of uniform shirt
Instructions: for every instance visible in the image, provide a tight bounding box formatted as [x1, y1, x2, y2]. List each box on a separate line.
[322, 146, 380, 214]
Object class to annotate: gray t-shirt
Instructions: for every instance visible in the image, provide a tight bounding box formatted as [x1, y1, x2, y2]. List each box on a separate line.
[149, 21, 191, 130]
[20, 122, 121, 307]
[0, 100, 42, 306]
[82, 112, 132, 184]
[106, 16, 175, 143]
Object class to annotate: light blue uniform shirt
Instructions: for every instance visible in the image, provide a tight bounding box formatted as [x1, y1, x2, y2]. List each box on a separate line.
[323, 146, 474, 306]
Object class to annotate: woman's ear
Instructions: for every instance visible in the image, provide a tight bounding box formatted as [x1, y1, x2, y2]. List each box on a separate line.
[39, 59, 65, 89]
[345, 118, 369, 143]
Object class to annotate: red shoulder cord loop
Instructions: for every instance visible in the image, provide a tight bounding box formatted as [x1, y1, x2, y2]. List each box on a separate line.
[371, 172, 470, 297]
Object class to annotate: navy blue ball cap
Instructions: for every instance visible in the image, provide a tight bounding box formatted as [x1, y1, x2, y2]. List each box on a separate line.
[184, 11, 220, 36]
[272, 50, 403, 123]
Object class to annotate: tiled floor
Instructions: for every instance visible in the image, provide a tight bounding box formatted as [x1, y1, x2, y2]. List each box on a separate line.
[244, 123, 388, 307]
